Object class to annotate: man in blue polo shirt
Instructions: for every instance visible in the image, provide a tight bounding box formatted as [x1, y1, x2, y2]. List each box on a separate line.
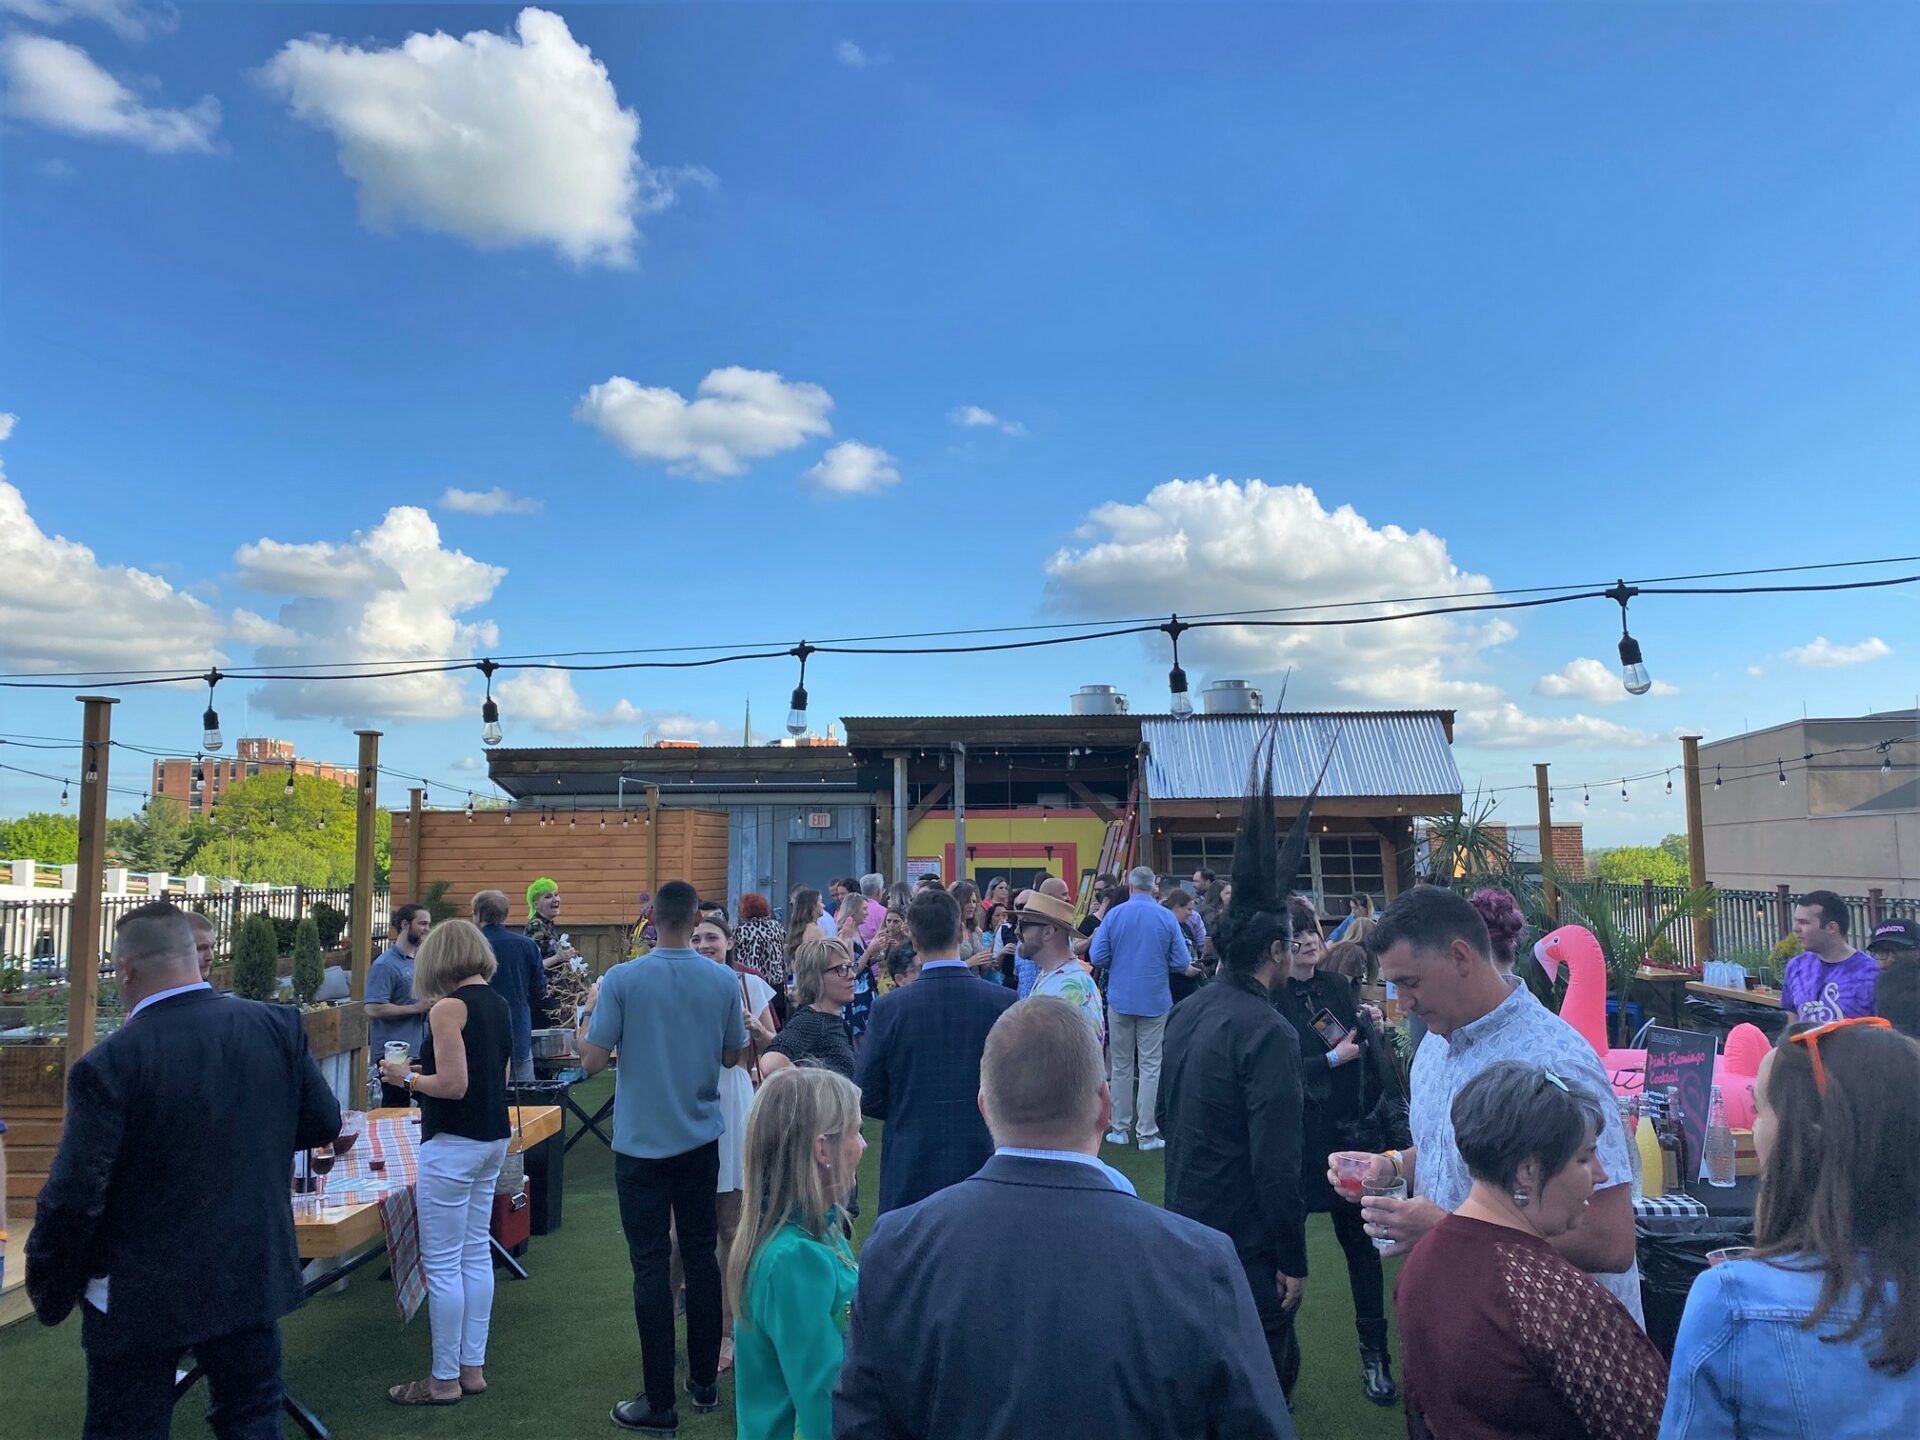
[1091, 865, 1202, 1151]
[579, 880, 747, 1435]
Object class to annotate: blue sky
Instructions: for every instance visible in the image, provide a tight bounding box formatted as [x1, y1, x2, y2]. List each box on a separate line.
[2, 1, 1916, 844]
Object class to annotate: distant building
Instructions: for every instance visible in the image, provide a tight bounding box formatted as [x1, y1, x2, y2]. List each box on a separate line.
[152, 737, 357, 818]
[1700, 709, 1919, 893]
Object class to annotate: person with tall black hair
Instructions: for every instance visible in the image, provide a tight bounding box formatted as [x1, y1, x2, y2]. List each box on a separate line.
[1271, 895, 1400, 1404]
[1158, 725, 1320, 1402]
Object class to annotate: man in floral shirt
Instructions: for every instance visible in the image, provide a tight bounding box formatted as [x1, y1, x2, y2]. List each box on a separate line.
[1021, 891, 1105, 1045]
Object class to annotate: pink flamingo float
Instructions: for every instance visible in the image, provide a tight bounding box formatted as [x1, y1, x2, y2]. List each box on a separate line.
[1534, 924, 1762, 1129]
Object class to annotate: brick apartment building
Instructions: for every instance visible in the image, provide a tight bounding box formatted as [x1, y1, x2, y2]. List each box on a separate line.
[151, 737, 357, 818]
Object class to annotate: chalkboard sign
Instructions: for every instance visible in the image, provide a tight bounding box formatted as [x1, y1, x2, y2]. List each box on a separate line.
[1645, 1025, 1717, 1182]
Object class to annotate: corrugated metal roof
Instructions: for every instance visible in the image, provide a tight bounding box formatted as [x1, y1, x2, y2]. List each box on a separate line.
[1142, 713, 1461, 800]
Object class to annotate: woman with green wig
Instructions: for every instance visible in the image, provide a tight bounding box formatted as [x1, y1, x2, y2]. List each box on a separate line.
[523, 878, 582, 1029]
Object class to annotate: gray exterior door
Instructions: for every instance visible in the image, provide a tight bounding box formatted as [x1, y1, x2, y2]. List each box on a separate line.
[787, 840, 854, 905]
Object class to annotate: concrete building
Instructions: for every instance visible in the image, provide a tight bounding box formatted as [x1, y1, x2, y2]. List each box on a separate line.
[1699, 709, 1920, 893]
[152, 738, 358, 818]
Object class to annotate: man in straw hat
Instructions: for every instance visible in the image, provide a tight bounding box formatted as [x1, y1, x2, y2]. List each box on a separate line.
[1019, 889, 1105, 1045]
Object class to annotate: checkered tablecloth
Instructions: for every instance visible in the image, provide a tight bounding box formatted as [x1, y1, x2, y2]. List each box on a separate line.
[1633, 1191, 1709, 1221]
[322, 1116, 427, 1322]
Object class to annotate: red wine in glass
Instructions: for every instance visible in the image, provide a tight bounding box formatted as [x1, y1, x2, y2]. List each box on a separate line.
[310, 1148, 336, 1178]
[332, 1129, 358, 1157]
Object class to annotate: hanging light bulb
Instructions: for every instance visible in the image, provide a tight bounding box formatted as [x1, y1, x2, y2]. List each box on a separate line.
[477, 659, 504, 746]
[599, 813, 606, 829]
[141, 791, 150, 816]
[84, 750, 98, 785]
[1604, 582, 1652, 695]
[568, 812, 577, 830]
[785, 643, 815, 737]
[503, 810, 512, 825]
[200, 668, 225, 752]
[1777, 758, 1788, 786]
[1882, 747, 1895, 776]
[284, 763, 296, 797]
[1665, 774, 1673, 796]
[1713, 765, 1722, 791]
[192, 758, 205, 795]
[60, 779, 70, 806]
[1621, 780, 1629, 802]
[466, 797, 475, 824]
[1164, 615, 1194, 719]
[1583, 786, 1590, 807]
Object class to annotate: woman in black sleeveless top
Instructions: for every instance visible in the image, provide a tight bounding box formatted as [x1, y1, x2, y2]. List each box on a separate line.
[378, 919, 513, 1406]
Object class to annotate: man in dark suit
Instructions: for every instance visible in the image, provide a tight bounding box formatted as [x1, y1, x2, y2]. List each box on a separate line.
[835, 996, 1295, 1439]
[856, 886, 1015, 1214]
[474, 888, 545, 1081]
[28, 900, 341, 1440]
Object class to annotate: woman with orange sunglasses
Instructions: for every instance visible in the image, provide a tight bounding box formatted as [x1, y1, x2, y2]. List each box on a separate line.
[1659, 1017, 1919, 1437]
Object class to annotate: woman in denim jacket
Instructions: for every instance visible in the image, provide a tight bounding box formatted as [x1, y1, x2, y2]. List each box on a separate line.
[1659, 1018, 1919, 1438]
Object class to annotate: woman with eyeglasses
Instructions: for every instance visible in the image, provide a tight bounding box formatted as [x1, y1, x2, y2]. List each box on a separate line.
[759, 939, 857, 1083]
[1397, 1060, 1667, 1439]
[1270, 897, 1401, 1404]
[1659, 1018, 1918, 1438]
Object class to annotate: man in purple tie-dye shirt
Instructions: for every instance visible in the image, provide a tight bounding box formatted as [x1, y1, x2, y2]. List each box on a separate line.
[1780, 889, 1880, 1023]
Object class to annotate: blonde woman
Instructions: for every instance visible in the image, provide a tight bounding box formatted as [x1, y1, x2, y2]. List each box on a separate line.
[377, 919, 513, 1407]
[760, 938, 857, 1081]
[728, 1067, 865, 1440]
[784, 887, 832, 986]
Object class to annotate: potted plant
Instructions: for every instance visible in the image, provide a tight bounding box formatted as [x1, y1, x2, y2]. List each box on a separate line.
[290, 917, 325, 1007]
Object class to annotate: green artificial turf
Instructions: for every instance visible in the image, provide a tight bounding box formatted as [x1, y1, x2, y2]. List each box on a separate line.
[0, 1077, 1405, 1438]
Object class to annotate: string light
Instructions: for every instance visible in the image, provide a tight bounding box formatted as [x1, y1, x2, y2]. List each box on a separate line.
[786, 642, 814, 737]
[1882, 745, 1895, 776]
[201, 668, 225, 752]
[83, 749, 98, 785]
[1164, 616, 1194, 719]
[1777, 758, 1788, 786]
[466, 797, 475, 823]
[1583, 786, 1590, 807]
[478, 659, 503, 747]
[1714, 765, 1722, 791]
[1604, 582, 1653, 695]
[1620, 779, 1629, 802]
[284, 761, 296, 797]
[60, 779, 69, 806]
[1665, 774, 1673, 796]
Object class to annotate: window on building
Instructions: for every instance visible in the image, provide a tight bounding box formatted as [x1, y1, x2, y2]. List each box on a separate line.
[1165, 832, 1386, 906]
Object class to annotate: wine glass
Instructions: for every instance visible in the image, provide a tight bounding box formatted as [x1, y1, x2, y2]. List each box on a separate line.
[333, 1112, 363, 1160]
[310, 1145, 337, 1210]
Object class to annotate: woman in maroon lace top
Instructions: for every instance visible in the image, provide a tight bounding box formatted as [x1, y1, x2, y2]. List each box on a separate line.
[1396, 1061, 1667, 1440]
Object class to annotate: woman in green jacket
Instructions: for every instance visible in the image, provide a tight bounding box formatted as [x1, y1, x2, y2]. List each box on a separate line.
[728, 1065, 865, 1440]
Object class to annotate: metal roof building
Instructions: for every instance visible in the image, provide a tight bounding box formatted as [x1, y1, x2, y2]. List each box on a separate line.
[1141, 712, 1462, 803]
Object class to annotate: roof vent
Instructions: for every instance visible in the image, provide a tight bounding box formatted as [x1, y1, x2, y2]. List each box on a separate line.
[1201, 679, 1264, 714]
[1070, 684, 1130, 716]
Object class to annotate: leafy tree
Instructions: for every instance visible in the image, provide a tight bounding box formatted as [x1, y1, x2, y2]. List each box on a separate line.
[231, 912, 281, 1002]
[1658, 833, 1690, 869]
[1588, 845, 1689, 886]
[290, 917, 325, 1005]
[310, 900, 348, 951]
[178, 773, 390, 887]
[0, 811, 80, 864]
[120, 795, 192, 873]
[420, 879, 459, 925]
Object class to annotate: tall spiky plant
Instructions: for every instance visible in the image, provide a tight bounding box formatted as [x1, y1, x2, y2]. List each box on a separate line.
[1421, 789, 1515, 882]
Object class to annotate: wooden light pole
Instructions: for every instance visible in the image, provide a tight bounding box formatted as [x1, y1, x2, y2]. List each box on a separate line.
[1681, 735, 1713, 964]
[1533, 762, 1557, 923]
[348, 729, 381, 1082]
[65, 696, 117, 1065]
[406, 787, 424, 903]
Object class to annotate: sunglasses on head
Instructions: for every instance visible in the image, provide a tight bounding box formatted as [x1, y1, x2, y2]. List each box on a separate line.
[1788, 1015, 1891, 1096]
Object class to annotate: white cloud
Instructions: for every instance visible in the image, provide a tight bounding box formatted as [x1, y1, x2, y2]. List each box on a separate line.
[804, 440, 900, 496]
[0, 426, 224, 671]
[233, 507, 504, 722]
[39, 157, 74, 178]
[1783, 636, 1891, 668]
[0, 414, 14, 442]
[1457, 704, 1669, 750]
[0, 33, 219, 152]
[576, 367, 834, 478]
[228, 608, 297, 646]
[259, 7, 701, 267]
[1746, 665, 1765, 678]
[439, 485, 542, 517]
[1534, 656, 1678, 703]
[0, 0, 176, 43]
[948, 404, 1026, 437]
[495, 669, 642, 735]
[834, 40, 889, 69]
[448, 755, 483, 772]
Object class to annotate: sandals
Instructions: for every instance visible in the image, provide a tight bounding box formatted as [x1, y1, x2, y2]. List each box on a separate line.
[388, 1379, 462, 1407]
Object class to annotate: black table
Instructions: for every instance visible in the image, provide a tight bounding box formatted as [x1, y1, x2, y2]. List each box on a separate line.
[1635, 1175, 1757, 1358]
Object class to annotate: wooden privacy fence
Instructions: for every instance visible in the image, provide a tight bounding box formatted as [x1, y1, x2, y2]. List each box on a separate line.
[388, 808, 730, 926]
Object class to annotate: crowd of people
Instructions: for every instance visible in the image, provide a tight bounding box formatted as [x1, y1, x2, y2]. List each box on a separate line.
[14, 768, 1920, 1439]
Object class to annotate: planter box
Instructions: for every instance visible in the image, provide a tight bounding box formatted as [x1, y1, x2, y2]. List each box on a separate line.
[301, 1001, 366, 1061]
[0, 1041, 68, 1108]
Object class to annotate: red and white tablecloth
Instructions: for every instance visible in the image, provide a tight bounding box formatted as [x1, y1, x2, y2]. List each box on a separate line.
[323, 1115, 427, 1322]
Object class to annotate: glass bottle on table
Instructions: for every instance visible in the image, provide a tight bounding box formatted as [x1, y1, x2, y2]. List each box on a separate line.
[1704, 1084, 1736, 1188]
[1617, 1095, 1644, 1200]
[1657, 1085, 1685, 1193]
[1634, 1092, 1665, 1196]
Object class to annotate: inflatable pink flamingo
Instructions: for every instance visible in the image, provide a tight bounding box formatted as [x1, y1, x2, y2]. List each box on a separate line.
[1536, 926, 1610, 1057]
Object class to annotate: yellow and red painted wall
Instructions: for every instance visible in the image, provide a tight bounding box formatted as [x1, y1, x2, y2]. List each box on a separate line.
[905, 808, 1110, 890]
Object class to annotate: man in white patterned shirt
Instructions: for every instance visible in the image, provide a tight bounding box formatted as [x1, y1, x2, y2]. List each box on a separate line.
[1020, 891, 1105, 1045]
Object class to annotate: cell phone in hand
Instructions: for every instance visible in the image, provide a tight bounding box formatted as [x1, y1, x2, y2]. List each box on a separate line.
[1310, 1008, 1349, 1050]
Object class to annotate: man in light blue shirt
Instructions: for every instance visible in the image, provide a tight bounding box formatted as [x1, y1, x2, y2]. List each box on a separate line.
[1090, 865, 1200, 1151]
[579, 880, 747, 1431]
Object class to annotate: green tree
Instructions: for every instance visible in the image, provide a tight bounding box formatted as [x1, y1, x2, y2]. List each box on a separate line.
[178, 773, 389, 887]
[290, 916, 325, 1005]
[0, 811, 80, 864]
[122, 795, 192, 873]
[231, 912, 281, 1002]
[1658, 833, 1689, 869]
[1589, 845, 1689, 886]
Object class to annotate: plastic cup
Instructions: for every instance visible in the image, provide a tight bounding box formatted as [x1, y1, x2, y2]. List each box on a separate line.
[1363, 1178, 1409, 1252]
[383, 1041, 410, 1065]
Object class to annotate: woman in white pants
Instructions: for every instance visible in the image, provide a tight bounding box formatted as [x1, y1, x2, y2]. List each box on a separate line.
[380, 919, 514, 1407]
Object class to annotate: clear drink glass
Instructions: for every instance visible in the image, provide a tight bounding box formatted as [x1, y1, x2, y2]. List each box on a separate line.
[1363, 1178, 1409, 1252]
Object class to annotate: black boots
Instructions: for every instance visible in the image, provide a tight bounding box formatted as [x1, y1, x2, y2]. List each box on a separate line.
[1356, 1320, 1398, 1405]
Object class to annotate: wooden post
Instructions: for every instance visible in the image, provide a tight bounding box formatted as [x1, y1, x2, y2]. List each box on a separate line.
[1534, 762, 1557, 923]
[65, 696, 117, 1064]
[952, 744, 967, 885]
[407, 787, 424, 902]
[1868, 888, 1885, 927]
[1681, 735, 1712, 964]
[347, 729, 381, 1084]
[1775, 883, 1793, 937]
[646, 784, 661, 899]
[892, 753, 909, 882]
